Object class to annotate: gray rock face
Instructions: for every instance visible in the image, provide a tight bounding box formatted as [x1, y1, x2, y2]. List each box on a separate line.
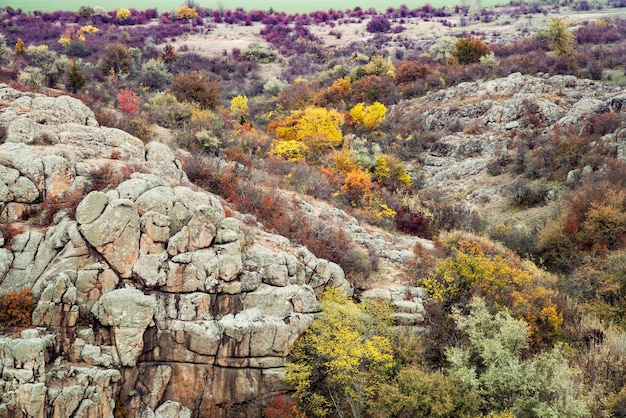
[387, 72, 626, 228]
[92, 288, 156, 367]
[79, 199, 140, 278]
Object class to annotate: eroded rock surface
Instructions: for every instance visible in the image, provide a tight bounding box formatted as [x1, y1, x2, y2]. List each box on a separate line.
[0, 84, 354, 417]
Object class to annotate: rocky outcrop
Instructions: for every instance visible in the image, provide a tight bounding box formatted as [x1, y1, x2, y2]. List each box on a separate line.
[0, 84, 352, 417]
[388, 73, 626, 226]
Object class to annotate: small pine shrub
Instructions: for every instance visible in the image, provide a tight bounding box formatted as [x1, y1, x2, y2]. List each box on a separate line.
[66, 60, 86, 93]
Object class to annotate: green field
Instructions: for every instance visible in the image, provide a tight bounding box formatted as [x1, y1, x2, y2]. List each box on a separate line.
[0, 0, 506, 14]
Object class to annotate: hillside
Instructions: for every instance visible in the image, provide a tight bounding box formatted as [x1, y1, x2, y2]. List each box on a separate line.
[1, 2, 626, 417]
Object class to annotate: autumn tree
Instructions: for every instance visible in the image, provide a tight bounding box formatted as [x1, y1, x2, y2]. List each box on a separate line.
[175, 5, 199, 20]
[116, 8, 131, 21]
[230, 95, 249, 122]
[98, 43, 132, 76]
[372, 154, 412, 190]
[15, 38, 26, 55]
[452, 36, 490, 64]
[170, 71, 220, 110]
[350, 102, 387, 132]
[545, 17, 574, 56]
[352, 54, 395, 80]
[285, 287, 394, 418]
[117, 88, 141, 114]
[0, 289, 35, 327]
[419, 231, 563, 349]
[272, 107, 345, 159]
[341, 168, 373, 206]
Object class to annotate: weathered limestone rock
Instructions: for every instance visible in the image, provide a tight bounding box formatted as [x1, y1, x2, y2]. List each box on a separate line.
[79, 199, 140, 278]
[42, 155, 75, 200]
[145, 141, 187, 187]
[0, 142, 44, 192]
[75, 191, 109, 225]
[167, 206, 220, 256]
[91, 288, 156, 367]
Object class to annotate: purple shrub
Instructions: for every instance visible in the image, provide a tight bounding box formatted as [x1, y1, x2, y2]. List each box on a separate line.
[366, 15, 391, 33]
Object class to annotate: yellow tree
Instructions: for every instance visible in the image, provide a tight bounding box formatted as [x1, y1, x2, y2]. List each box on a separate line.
[372, 154, 412, 189]
[175, 5, 199, 21]
[272, 107, 345, 159]
[116, 8, 131, 21]
[350, 102, 387, 132]
[285, 287, 394, 418]
[230, 95, 249, 123]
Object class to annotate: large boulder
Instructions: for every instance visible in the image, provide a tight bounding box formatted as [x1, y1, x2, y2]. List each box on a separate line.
[91, 288, 156, 367]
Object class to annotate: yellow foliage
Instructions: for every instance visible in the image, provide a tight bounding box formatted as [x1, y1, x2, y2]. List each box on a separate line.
[175, 5, 199, 20]
[295, 106, 344, 144]
[362, 54, 396, 78]
[271, 140, 309, 161]
[326, 149, 359, 175]
[540, 304, 563, 331]
[376, 202, 396, 220]
[421, 231, 564, 348]
[373, 154, 412, 188]
[116, 8, 131, 21]
[286, 287, 394, 417]
[350, 101, 387, 131]
[80, 25, 99, 34]
[271, 107, 345, 157]
[58, 37, 71, 47]
[230, 95, 249, 116]
[331, 75, 351, 92]
[190, 107, 214, 123]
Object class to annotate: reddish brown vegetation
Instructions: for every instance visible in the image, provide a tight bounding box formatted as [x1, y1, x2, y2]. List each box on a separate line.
[0, 289, 35, 328]
[262, 395, 305, 418]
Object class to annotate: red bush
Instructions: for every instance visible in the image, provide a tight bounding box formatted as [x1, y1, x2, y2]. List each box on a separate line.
[263, 395, 304, 418]
[117, 89, 141, 115]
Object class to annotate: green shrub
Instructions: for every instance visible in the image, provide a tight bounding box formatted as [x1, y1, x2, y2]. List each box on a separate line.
[241, 44, 278, 63]
[447, 298, 588, 417]
[66, 60, 87, 93]
[137, 59, 172, 91]
[372, 366, 480, 418]
[143, 93, 193, 128]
